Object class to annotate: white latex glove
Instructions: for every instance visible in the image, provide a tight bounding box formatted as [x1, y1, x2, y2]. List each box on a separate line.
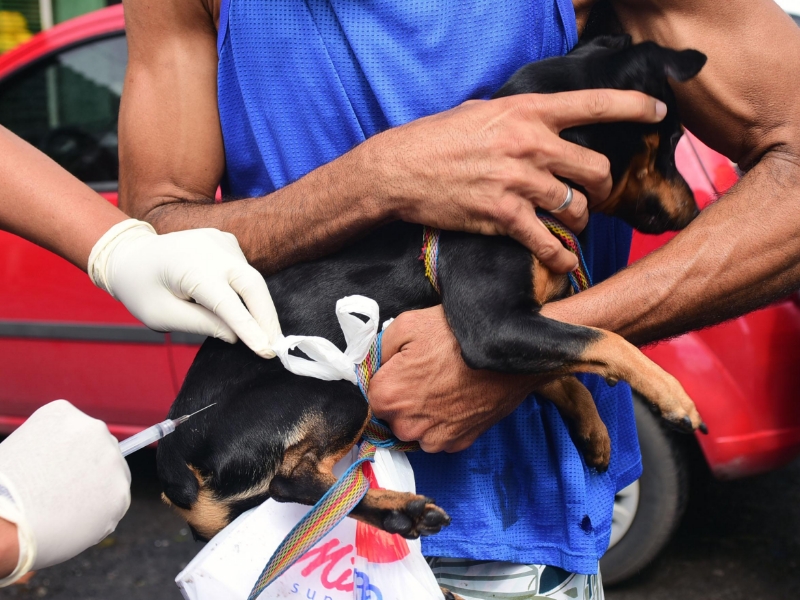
[0, 401, 131, 585]
[88, 220, 282, 359]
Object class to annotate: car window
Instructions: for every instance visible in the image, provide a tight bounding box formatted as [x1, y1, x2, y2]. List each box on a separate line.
[0, 34, 126, 190]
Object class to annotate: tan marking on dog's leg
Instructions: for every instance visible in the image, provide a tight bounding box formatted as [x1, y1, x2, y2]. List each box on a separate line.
[162, 465, 232, 540]
[538, 376, 611, 470]
[532, 258, 573, 305]
[267, 410, 373, 506]
[269, 441, 449, 539]
[273, 411, 451, 539]
[276, 408, 371, 483]
[568, 329, 703, 432]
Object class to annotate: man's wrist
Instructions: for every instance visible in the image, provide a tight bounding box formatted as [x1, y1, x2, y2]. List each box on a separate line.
[351, 129, 413, 223]
[348, 140, 394, 223]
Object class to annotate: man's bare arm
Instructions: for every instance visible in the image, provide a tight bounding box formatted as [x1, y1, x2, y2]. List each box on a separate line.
[119, 0, 670, 275]
[543, 0, 800, 346]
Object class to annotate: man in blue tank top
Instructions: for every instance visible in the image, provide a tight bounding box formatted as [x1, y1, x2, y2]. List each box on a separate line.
[120, 0, 800, 596]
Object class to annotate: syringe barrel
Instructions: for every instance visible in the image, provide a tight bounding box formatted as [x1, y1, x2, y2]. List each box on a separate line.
[118, 420, 177, 457]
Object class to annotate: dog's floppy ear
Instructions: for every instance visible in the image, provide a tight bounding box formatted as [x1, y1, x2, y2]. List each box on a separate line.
[660, 48, 707, 82]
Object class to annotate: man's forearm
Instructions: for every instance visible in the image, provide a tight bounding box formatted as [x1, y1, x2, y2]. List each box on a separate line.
[134, 140, 389, 275]
[124, 90, 666, 276]
[542, 153, 800, 346]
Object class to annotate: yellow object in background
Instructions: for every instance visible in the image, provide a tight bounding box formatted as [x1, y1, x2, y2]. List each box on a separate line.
[0, 11, 33, 54]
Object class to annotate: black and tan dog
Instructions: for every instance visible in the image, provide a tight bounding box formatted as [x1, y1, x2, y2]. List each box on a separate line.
[157, 37, 707, 547]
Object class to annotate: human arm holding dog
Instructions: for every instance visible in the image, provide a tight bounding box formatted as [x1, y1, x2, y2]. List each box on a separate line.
[541, 0, 800, 345]
[120, 0, 673, 276]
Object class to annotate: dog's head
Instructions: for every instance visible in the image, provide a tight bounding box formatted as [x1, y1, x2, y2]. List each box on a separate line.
[495, 36, 707, 234]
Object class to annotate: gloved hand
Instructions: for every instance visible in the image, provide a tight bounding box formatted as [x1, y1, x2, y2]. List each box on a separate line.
[0, 401, 131, 585]
[88, 220, 282, 359]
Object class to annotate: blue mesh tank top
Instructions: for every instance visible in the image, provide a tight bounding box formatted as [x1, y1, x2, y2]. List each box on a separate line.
[217, 0, 642, 574]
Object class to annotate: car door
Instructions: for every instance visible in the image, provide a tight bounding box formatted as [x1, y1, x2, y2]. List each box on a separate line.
[0, 32, 176, 433]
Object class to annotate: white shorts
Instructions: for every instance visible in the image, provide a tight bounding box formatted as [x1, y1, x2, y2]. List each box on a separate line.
[428, 557, 604, 600]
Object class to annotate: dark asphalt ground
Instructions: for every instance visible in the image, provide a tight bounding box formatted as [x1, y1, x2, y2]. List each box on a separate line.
[1, 450, 798, 600]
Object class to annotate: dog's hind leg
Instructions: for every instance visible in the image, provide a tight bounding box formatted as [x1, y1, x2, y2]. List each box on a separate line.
[537, 377, 611, 470]
[269, 444, 450, 539]
[438, 231, 704, 433]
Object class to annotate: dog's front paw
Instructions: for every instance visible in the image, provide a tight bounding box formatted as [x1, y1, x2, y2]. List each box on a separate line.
[642, 373, 706, 435]
[382, 496, 451, 539]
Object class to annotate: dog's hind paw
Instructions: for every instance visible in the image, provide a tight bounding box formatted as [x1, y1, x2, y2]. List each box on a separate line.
[578, 428, 611, 472]
[382, 496, 451, 539]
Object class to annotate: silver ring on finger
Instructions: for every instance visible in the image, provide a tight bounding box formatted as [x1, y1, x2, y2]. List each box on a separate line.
[551, 183, 573, 214]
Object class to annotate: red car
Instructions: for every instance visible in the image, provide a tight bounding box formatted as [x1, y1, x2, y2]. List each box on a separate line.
[1, 5, 799, 585]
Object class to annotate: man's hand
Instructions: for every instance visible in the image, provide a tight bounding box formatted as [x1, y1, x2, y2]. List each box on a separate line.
[368, 306, 540, 452]
[373, 90, 667, 273]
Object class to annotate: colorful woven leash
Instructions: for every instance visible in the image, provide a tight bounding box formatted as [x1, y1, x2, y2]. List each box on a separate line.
[535, 213, 593, 293]
[248, 334, 416, 599]
[247, 441, 376, 599]
[420, 226, 441, 294]
[420, 221, 590, 295]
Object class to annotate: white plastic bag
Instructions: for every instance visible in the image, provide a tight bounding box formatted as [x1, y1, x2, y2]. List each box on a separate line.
[176, 447, 443, 600]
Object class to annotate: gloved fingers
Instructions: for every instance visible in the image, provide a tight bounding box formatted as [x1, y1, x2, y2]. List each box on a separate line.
[202, 229, 282, 342]
[228, 266, 282, 341]
[76, 406, 132, 487]
[154, 295, 239, 344]
[191, 282, 276, 358]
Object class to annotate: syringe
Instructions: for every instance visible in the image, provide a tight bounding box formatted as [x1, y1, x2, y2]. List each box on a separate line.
[118, 403, 217, 457]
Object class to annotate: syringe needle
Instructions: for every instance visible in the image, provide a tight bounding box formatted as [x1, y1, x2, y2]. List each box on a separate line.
[173, 403, 217, 426]
[118, 403, 218, 457]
